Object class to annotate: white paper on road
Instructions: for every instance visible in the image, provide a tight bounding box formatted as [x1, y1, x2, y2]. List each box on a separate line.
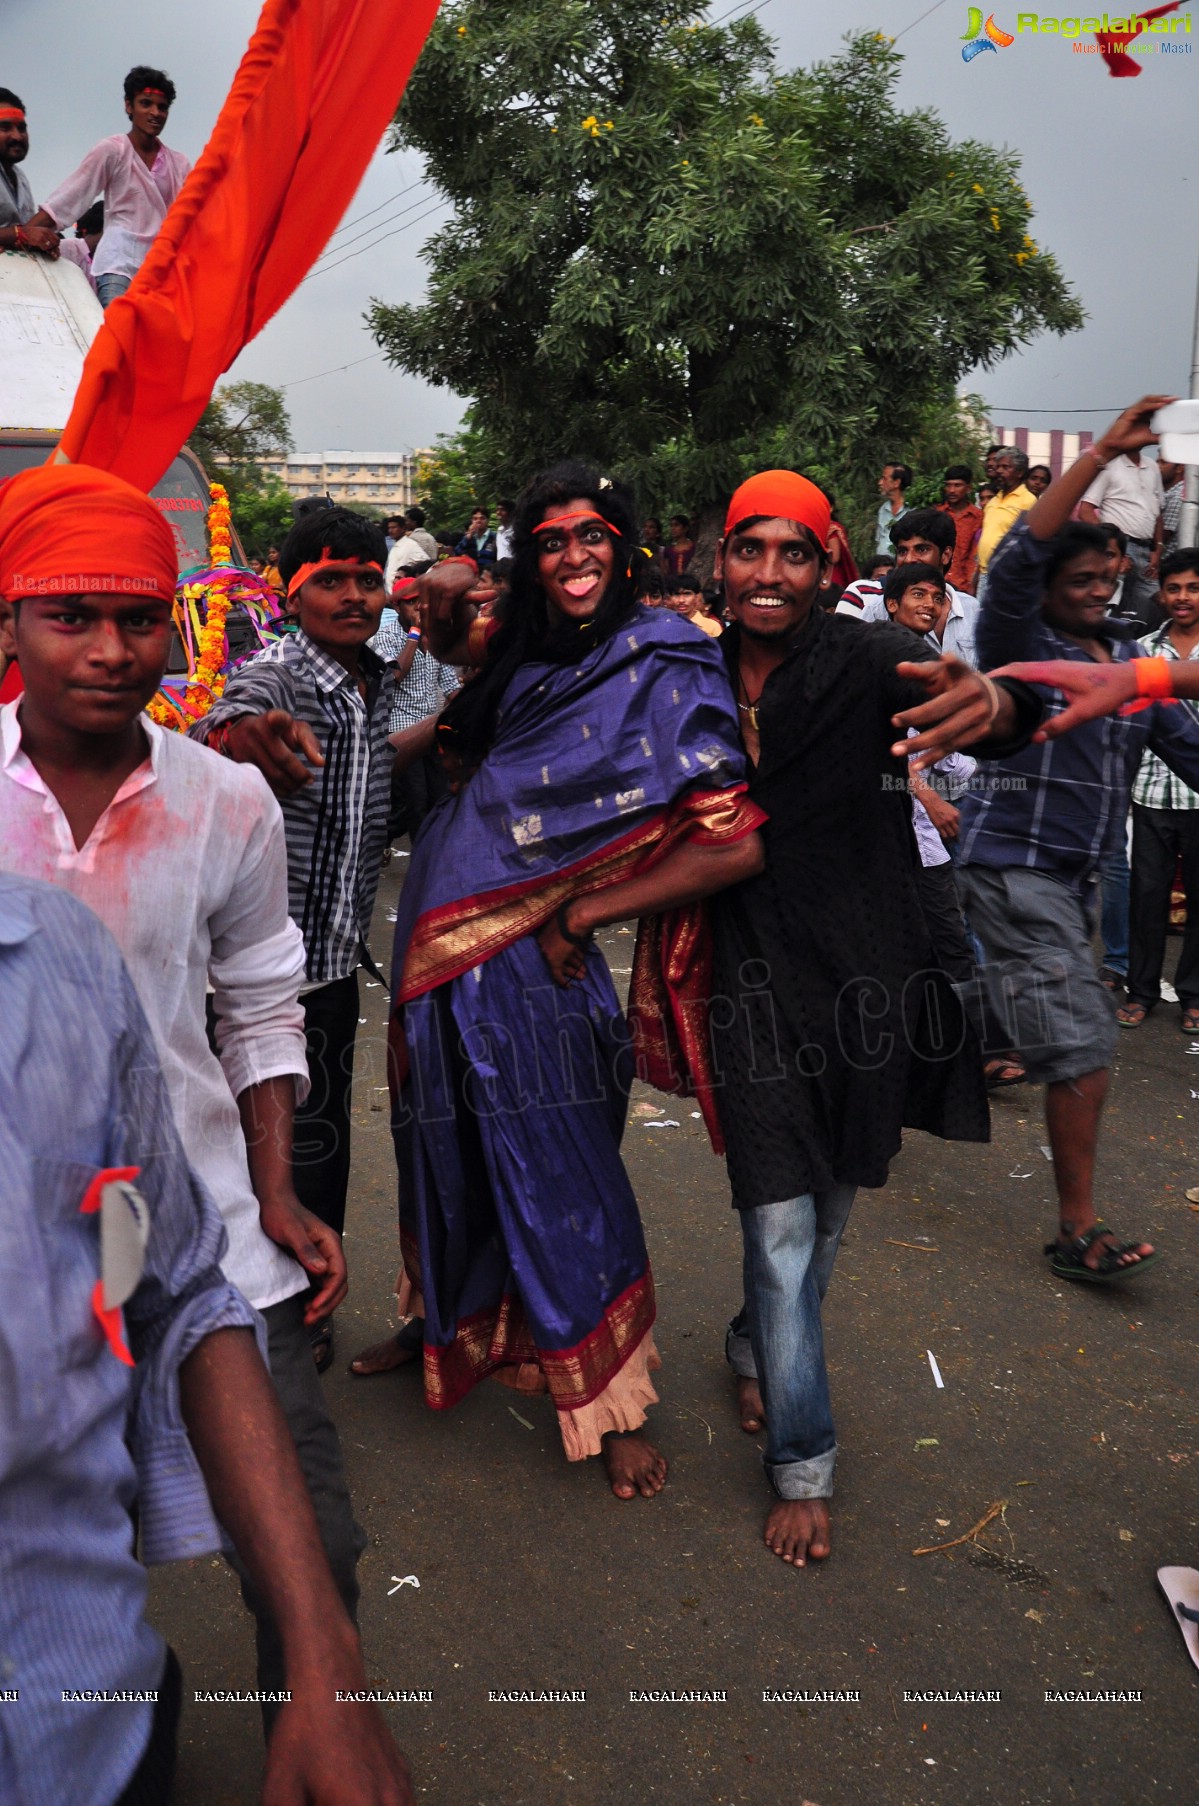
[927, 1349, 945, 1389]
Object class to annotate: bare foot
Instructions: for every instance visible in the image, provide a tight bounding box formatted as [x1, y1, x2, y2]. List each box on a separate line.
[601, 1429, 668, 1500]
[348, 1333, 420, 1377]
[737, 1375, 765, 1434]
[764, 1498, 831, 1567]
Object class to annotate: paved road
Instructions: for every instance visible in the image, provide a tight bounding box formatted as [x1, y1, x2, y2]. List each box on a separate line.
[151, 857, 1198, 1804]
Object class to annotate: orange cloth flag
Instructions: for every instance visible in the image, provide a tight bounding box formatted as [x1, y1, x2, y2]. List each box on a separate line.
[56, 0, 441, 491]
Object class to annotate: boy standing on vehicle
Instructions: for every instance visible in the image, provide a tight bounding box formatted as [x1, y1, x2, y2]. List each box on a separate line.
[29, 66, 191, 305]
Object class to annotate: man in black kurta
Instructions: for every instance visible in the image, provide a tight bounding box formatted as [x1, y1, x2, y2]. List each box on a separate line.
[706, 470, 1039, 1569]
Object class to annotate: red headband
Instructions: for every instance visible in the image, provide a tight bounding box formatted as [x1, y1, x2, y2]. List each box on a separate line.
[0, 464, 177, 602]
[286, 553, 383, 600]
[532, 509, 622, 538]
[137, 88, 168, 100]
[0, 108, 26, 123]
[724, 470, 831, 551]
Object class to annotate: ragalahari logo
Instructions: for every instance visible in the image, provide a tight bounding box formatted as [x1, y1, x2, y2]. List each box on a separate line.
[962, 9, 1017, 57]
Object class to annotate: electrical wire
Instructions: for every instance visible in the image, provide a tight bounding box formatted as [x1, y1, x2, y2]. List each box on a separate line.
[302, 197, 448, 281]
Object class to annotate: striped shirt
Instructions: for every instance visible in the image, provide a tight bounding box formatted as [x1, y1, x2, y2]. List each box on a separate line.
[372, 612, 461, 734]
[193, 631, 394, 983]
[1132, 625, 1199, 812]
[0, 874, 258, 1806]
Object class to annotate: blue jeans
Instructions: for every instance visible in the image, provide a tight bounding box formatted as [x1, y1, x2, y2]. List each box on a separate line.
[725, 1186, 857, 1500]
[96, 271, 132, 308]
[1100, 837, 1130, 976]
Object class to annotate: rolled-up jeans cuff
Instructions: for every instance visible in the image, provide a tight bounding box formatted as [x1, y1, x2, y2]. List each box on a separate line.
[725, 1314, 757, 1380]
[766, 1446, 836, 1501]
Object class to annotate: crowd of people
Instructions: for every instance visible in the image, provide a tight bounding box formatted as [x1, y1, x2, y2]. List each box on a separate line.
[3, 178, 1198, 1793]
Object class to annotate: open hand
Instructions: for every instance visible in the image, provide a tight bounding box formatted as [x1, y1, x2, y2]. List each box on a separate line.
[224, 709, 324, 797]
[986, 659, 1141, 740]
[890, 658, 1003, 770]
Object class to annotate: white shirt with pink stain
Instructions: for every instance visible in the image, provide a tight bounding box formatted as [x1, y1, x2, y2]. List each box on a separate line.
[0, 704, 309, 1312]
[42, 134, 191, 281]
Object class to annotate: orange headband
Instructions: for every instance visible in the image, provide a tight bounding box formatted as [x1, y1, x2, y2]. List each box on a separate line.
[532, 509, 622, 538]
[0, 108, 26, 123]
[723, 470, 831, 551]
[0, 464, 177, 602]
[286, 553, 383, 600]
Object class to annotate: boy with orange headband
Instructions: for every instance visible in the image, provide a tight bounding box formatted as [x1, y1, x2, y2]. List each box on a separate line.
[28, 65, 190, 306]
[0, 463, 366, 1718]
[706, 467, 1044, 1571]
[190, 507, 395, 1372]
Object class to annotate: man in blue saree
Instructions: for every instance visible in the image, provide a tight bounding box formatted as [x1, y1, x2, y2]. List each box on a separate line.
[385, 464, 766, 1499]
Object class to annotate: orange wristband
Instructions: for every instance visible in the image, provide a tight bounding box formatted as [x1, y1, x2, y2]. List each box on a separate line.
[1134, 656, 1173, 700]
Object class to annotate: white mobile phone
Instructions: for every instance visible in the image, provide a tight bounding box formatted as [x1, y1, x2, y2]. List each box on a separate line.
[1151, 399, 1199, 464]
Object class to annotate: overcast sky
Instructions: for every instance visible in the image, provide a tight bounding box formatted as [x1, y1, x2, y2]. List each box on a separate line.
[7, 0, 1197, 456]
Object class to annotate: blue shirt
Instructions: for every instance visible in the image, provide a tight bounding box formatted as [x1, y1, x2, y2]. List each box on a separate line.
[959, 519, 1199, 893]
[0, 875, 258, 1806]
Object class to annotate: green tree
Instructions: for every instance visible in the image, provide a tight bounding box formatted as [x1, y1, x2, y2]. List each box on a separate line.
[190, 381, 296, 557]
[370, 4, 1082, 574]
[414, 420, 498, 536]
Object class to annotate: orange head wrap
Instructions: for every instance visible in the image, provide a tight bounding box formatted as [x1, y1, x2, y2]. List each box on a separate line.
[723, 470, 831, 552]
[0, 465, 178, 603]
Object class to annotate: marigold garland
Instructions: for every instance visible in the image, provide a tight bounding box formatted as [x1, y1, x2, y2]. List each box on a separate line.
[146, 481, 282, 730]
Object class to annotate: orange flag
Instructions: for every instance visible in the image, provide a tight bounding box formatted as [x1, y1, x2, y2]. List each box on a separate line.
[56, 0, 442, 491]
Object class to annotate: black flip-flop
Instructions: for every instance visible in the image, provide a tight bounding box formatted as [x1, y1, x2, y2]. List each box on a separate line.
[1044, 1222, 1161, 1285]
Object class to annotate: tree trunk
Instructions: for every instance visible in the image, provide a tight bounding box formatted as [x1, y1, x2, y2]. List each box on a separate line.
[689, 501, 726, 590]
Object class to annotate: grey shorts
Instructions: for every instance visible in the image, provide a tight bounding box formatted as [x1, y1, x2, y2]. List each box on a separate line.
[956, 866, 1118, 1084]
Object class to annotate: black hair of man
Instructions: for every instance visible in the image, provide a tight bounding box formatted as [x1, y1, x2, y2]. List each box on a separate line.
[885, 462, 913, 491]
[985, 443, 1005, 459]
[434, 529, 457, 549]
[944, 463, 973, 484]
[76, 200, 104, 235]
[124, 66, 176, 107]
[667, 572, 703, 595]
[1104, 523, 1128, 556]
[1043, 522, 1110, 587]
[0, 88, 25, 112]
[439, 460, 642, 765]
[498, 498, 516, 513]
[863, 553, 896, 579]
[277, 506, 387, 591]
[1160, 546, 1199, 584]
[883, 561, 946, 612]
[405, 505, 426, 528]
[890, 507, 956, 558]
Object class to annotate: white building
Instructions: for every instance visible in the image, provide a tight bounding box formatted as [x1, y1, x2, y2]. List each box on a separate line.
[258, 451, 426, 510]
[983, 425, 1095, 478]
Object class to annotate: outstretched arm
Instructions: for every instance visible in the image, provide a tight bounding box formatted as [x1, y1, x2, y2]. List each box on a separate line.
[887, 657, 1040, 770]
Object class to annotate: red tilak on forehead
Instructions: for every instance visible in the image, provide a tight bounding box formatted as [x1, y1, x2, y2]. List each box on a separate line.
[532, 509, 621, 538]
[286, 551, 382, 600]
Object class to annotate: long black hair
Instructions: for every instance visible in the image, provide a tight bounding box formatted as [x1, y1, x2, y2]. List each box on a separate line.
[438, 460, 644, 765]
